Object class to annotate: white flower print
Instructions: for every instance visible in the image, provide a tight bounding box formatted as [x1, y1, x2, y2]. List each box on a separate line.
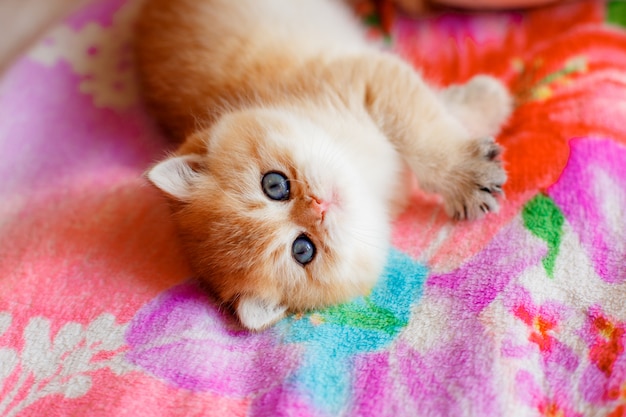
[27, 0, 142, 110]
[0, 312, 132, 417]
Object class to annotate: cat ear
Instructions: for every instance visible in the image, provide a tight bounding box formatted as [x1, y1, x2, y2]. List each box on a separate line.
[236, 296, 287, 331]
[146, 154, 205, 200]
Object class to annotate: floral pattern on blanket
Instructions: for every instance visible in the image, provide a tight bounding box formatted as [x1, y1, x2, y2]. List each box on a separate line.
[0, 314, 130, 417]
[1, 0, 626, 416]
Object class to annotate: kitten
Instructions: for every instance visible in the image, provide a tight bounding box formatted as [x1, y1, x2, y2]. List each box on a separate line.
[134, 0, 511, 330]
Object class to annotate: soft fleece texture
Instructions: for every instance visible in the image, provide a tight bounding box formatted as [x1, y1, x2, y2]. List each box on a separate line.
[1, 1, 626, 416]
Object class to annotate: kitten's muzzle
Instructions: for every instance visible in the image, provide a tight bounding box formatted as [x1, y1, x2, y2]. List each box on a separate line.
[311, 196, 330, 221]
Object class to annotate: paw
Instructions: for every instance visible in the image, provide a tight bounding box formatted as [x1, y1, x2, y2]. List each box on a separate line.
[440, 75, 513, 139]
[443, 137, 506, 221]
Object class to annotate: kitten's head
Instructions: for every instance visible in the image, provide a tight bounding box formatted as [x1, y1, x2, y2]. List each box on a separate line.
[148, 108, 391, 330]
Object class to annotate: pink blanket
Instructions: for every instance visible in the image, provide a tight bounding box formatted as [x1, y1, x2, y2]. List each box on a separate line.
[1, 0, 626, 415]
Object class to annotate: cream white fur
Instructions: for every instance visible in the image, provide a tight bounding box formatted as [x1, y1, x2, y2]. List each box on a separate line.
[138, 0, 511, 330]
[148, 155, 204, 200]
[236, 296, 287, 331]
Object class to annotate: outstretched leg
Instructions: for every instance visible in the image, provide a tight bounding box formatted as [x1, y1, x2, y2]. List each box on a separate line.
[323, 53, 511, 220]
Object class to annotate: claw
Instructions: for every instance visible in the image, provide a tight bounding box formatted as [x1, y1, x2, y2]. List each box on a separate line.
[486, 147, 501, 161]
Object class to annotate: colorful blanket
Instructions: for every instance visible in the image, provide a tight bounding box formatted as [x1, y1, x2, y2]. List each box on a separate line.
[1, 0, 626, 415]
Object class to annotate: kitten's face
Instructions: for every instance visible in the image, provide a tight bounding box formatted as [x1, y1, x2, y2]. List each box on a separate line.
[148, 109, 391, 330]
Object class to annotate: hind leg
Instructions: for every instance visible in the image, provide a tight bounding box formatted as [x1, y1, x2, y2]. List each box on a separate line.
[439, 75, 513, 139]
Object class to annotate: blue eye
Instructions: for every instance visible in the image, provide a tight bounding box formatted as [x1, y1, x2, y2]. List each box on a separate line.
[292, 234, 316, 266]
[262, 172, 290, 201]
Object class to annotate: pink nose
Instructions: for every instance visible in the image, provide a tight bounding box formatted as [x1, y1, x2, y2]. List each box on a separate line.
[311, 197, 330, 219]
